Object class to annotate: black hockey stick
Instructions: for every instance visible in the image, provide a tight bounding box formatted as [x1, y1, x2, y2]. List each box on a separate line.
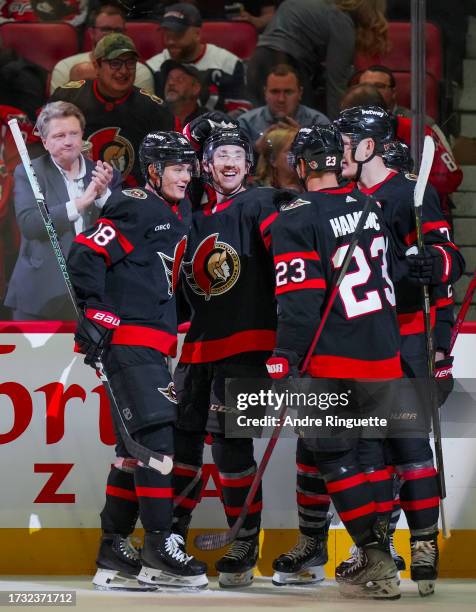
[194, 195, 378, 551]
[8, 119, 173, 475]
[414, 134, 450, 538]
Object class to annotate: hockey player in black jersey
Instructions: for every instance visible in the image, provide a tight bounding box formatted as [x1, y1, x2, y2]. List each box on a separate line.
[172, 125, 278, 588]
[67, 131, 208, 590]
[268, 124, 403, 599]
[335, 106, 465, 596]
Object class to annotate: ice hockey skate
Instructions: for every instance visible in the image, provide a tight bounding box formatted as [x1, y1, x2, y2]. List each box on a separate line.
[335, 545, 400, 600]
[389, 531, 406, 572]
[215, 537, 259, 588]
[272, 533, 327, 586]
[93, 534, 157, 591]
[138, 531, 208, 589]
[410, 534, 439, 597]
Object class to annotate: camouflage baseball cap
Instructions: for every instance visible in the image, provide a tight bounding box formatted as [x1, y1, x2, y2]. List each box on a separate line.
[93, 33, 139, 60]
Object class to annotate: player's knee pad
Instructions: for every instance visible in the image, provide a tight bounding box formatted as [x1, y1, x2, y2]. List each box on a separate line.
[134, 423, 174, 456]
[211, 435, 255, 472]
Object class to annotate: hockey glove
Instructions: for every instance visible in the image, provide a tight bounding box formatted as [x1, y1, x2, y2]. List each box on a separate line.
[75, 307, 120, 367]
[183, 112, 238, 153]
[266, 349, 300, 379]
[406, 246, 446, 286]
[434, 355, 454, 407]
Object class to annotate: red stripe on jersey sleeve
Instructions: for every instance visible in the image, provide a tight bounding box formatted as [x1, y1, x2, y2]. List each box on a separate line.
[432, 244, 451, 283]
[435, 296, 453, 308]
[74, 234, 112, 266]
[99, 219, 135, 254]
[398, 307, 436, 335]
[274, 251, 320, 264]
[404, 221, 451, 246]
[260, 211, 278, 237]
[276, 278, 327, 295]
[308, 354, 402, 379]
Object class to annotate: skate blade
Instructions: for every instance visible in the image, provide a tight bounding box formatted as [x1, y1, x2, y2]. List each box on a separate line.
[272, 565, 325, 586]
[218, 569, 254, 588]
[138, 565, 208, 590]
[339, 577, 401, 600]
[93, 569, 158, 591]
[417, 579, 436, 597]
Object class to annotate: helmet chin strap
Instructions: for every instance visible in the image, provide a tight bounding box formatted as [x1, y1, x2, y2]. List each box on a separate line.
[147, 174, 180, 205]
[352, 140, 377, 182]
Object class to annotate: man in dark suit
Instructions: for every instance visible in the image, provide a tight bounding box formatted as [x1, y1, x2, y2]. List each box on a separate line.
[4, 101, 121, 320]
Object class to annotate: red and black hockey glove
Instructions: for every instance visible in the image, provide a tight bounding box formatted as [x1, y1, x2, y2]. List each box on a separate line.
[75, 306, 120, 367]
[266, 349, 300, 379]
[183, 111, 238, 153]
[407, 246, 446, 286]
[434, 355, 454, 407]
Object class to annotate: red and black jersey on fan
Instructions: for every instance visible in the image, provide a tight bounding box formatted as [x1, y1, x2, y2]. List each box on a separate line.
[67, 187, 191, 357]
[50, 80, 174, 186]
[271, 183, 402, 379]
[179, 186, 278, 364]
[359, 170, 464, 356]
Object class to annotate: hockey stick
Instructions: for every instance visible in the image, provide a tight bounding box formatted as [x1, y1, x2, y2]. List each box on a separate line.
[194, 195, 377, 551]
[449, 271, 476, 354]
[414, 134, 450, 538]
[8, 119, 173, 475]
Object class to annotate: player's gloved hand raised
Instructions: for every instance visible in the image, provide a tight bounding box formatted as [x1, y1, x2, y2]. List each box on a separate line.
[407, 246, 446, 286]
[75, 307, 120, 367]
[183, 112, 238, 152]
[434, 354, 454, 406]
[266, 349, 300, 379]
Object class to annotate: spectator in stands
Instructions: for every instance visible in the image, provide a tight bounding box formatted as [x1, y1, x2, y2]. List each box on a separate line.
[247, 0, 388, 119]
[50, 4, 154, 94]
[196, 1, 276, 31]
[340, 83, 463, 226]
[254, 125, 301, 191]
[238, 64, 329, 153]
[148, 3, 251, 117]
[50, 33, 174, 185]
[0, 0, 88, 25]
[162, 59, 205, 129]
[354, 64, 436, 125]
[4, 101, 121, 321]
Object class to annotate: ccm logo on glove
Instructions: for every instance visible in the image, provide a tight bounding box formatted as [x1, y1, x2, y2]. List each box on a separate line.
[86, 309, 120, 329]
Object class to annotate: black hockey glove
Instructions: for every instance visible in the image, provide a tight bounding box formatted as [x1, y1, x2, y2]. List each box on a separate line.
[266, 349, 300, 379]
[406, 246, 446, 286]
[75, 307, 120, 367]
[434, 355, 454, 407]
[183, 111, 238, 153]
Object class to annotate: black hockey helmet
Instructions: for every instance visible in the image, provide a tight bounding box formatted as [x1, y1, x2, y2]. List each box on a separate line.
[382, 140, 414, 173]
[202, 126, 254, 169]
[335, 105, 395, 154]
[139, 130, 199, 180]
[289, 125, 344, 173]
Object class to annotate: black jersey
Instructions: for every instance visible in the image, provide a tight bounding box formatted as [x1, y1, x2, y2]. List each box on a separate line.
[50, 80, 174, 185]
[180, 186, 278, 363]
[67, 187, 191, 357]
[359, 171, 464, 339]
[271, 183, 402, 379]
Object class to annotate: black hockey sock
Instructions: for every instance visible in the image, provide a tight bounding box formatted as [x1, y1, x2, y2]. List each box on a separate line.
[212, 436, 262, 540]
[100, 466, 139, 537]
[173, 429, 206, 526]
[365, 466, 394, 520]
[296, 441, 331, 537]
[135, 465, 173, 532]
[396, 462, 440, 534]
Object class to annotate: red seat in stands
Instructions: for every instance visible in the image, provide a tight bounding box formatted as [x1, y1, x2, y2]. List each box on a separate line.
[392, 72, 439, 122]
[83, 22, 163, 60]
[201, 21, 257, 60]
[354, 22, 442, 81]
[0, 23, 79, 71]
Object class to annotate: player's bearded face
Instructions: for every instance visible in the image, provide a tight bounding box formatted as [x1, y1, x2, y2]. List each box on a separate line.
[341, 134, 359, 179]
[42, 116, 83, 170]
[209, 145, 247, 194]
[160, 163, 193, 202]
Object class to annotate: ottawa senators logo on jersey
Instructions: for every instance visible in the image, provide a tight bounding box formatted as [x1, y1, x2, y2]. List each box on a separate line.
[158, 236, 188, 296]
[88, 127, 134, 178]
[157, 382, 177, 404]
[183, 233, 240, 300]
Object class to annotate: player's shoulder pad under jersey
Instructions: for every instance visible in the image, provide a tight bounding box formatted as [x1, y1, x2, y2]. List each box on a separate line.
[61, 80, 86, 89]
[122, 188, 148, 199]
[139, 89, 165, 105]
[280, 197, 312, 212]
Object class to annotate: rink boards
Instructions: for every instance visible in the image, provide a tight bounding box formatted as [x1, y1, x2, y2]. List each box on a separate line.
[0, 322, 475, 577]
